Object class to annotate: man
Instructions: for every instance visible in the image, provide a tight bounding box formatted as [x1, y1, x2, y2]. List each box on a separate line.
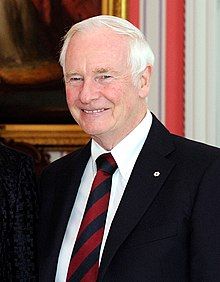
[38, 15, 220, 281]
[0, 143, 38, 280]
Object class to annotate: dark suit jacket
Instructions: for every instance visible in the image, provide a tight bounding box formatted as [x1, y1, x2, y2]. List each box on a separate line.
[38, 115, 220, 281]
[0, 144, 38, 281]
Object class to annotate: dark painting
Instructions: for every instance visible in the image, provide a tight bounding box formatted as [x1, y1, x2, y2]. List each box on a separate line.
[0, 0, 101, 124]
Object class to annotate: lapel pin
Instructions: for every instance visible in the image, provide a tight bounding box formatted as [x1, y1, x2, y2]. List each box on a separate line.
[153, 171, 160, 177]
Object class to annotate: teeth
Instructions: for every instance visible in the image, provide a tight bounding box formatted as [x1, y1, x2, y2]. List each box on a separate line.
[83, 109, 105, 114]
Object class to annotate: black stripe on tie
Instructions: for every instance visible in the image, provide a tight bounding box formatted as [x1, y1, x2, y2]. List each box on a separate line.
[71, 212, 107, 257]
[85, 177, 111, 211]
[68, 245, 100, 282]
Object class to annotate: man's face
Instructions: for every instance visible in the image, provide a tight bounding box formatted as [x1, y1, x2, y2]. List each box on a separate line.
[64, 28, 151, 148]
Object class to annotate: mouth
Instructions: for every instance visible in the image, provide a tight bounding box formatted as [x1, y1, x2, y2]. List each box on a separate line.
[82, 108, 107, 114]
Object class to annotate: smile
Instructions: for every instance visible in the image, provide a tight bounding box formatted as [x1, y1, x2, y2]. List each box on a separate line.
[82, 109, 106, 114]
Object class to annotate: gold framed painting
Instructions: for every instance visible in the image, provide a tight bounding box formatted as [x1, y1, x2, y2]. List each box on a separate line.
[0, 0, 127, 147]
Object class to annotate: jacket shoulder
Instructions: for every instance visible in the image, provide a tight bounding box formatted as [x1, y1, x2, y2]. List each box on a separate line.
[172, 134, 220, 155]
[171, 134, 220, 166]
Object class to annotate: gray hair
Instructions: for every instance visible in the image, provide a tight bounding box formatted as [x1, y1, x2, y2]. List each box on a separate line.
[59, 15, 155, 83]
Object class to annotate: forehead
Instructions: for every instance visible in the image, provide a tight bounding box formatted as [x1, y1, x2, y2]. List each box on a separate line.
[65, 27, 130, 72]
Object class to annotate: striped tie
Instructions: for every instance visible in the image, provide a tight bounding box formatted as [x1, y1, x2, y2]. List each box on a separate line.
[66, 153, 117, 282]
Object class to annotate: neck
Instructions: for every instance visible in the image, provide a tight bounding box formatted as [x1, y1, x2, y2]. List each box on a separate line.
[92, 110, 148, 151]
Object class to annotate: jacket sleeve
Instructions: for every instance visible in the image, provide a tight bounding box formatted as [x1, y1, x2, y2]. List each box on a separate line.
[190, 157, 220, 281]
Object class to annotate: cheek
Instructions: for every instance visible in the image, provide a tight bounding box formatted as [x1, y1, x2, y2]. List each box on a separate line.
[107, 85, 124, 103]
[66, 88, 76, 106]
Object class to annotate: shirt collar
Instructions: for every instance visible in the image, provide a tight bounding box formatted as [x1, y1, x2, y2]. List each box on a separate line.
[91, 110, 152, 180]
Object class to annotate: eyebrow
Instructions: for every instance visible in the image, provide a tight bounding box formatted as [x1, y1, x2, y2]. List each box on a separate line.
[93, 67, 116, 75]
[65, 67, 117, 79]
[64, 72, 81, 79]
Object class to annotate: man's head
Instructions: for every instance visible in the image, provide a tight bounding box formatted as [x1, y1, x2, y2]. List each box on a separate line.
[60, 15, 155, 150]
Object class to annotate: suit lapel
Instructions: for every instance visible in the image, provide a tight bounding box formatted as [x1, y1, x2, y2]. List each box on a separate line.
[52, 142, 91, 236]
[99, 116, 176, 280]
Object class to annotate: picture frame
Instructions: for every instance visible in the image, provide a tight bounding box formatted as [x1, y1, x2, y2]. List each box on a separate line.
[0, 0, 127, 148]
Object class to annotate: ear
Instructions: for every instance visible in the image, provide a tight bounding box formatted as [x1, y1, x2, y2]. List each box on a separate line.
[138, 65, 153, 98]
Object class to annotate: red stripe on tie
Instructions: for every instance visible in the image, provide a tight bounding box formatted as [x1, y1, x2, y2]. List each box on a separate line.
[66, 228, 104, 281]
[77, 193, 110, 238]
[80, 261, 99, 282]
[91, 171, 109, 192]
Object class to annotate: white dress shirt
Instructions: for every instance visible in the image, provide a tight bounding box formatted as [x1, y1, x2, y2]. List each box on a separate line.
[55, 111, 152, 281]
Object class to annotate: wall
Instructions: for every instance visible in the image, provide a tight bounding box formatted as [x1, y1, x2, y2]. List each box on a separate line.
[217, 0, 220, 146]
[185, 0, 219, 146]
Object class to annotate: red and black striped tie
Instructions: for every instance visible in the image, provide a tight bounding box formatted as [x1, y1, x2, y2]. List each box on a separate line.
[66, 153, 117, 282]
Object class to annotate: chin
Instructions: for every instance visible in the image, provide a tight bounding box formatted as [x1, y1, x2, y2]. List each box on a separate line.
[82, 126, 109, 137]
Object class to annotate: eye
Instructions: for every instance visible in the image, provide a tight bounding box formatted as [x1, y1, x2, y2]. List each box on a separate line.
[95, 74, 113, 83]
[66, 75, 84, 85]
[100, 75, 112, 79]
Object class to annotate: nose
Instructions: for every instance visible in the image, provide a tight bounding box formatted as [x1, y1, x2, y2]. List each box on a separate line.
[78, 78, 99, 104]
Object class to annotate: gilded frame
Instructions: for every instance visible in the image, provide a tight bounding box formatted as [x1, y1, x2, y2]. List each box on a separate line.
[0, 0, 127, 147]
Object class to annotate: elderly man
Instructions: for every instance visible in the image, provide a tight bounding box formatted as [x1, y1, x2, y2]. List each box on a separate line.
[38, 15, 220, 281]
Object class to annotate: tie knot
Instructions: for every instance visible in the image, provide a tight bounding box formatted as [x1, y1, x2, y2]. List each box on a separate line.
[96, 153, 117, 175]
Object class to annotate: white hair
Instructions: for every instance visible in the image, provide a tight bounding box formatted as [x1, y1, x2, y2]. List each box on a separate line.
[59, 15, 155, 83]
